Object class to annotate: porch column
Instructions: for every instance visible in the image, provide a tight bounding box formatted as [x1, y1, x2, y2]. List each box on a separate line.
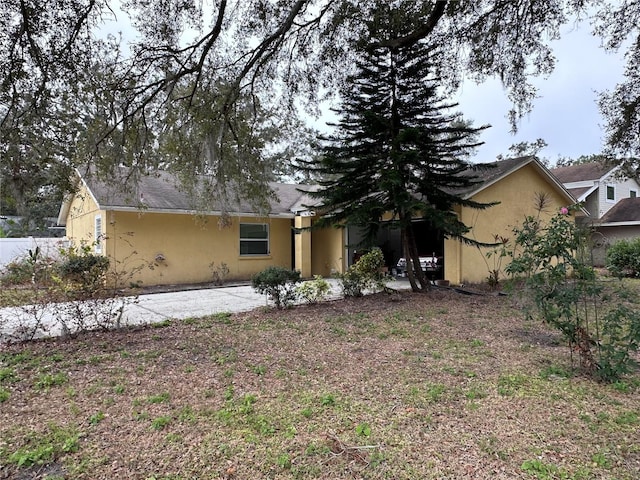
[294, 215, 312, 278]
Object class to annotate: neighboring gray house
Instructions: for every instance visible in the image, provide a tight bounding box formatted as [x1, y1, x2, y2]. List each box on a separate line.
[551, 162, 640, 265]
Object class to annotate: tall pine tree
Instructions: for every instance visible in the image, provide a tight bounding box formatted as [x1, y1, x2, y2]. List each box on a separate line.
[299, 2, 495, 292]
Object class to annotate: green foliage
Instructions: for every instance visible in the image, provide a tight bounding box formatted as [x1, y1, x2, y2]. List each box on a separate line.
[276, 453, 292, 469]
[521, 458, 573, 479]
[295, 275, 331, 304]
[337, 248, 387, 297]
[0, 386, 9, 402]
[483, 234, 511, 290]
[6, 423, 79, 467]
[507, 202, 640, 382]
[320, 393, 336, 407]
[88, 411, 105, 425]
[606, 238, 640, 277]
[34, 372, 68, 391]
[297, 4, 493, 292]
[57, 243, 110, 290]
[146, 392, 171, 404]
[151, 416, 172, 431]
[251, 266, 301, 309]
[355, 422, 371, 437]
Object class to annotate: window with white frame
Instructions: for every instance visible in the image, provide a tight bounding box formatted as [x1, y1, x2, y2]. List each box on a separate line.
[630, 190, 637, 198]
[240, 223, 269, 255]
[94, 215, 103, 254]
[606, 185, 615, 202]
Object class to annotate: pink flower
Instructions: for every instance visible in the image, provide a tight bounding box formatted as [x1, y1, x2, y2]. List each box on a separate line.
[560, 207, 569, 215]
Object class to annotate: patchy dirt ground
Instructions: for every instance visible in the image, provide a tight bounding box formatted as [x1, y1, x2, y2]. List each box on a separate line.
[1, 289, 639, 480]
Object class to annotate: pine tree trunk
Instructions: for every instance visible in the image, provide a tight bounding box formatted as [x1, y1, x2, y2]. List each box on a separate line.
[401, 219, 430, 292]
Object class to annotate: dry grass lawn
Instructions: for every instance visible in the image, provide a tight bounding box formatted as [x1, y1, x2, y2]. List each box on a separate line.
[1, 289, 639, 479]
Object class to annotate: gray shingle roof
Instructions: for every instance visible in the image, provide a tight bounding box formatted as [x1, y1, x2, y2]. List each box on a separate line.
[82, 168, 306, 216]
[455, 156, 568, 199]
[566, 186, 593, 200]
[599, 197, 640, 224]
[551, 162, 613, 183]
[63, 157, 576, 222]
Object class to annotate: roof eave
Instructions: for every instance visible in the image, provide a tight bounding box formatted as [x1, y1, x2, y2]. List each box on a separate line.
[101, 205, 296, 219]
[597, 221, 640, 227]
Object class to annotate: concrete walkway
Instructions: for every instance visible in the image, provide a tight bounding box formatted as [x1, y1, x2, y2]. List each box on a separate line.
[0, 278, 411, 342]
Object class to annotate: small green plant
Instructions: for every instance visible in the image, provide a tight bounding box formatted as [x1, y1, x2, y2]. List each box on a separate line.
[34, 372, 68, 391]
[251, 365, 267, 375]
[482, 234, 510, 290]
[151, 416, 172, 430]
[89, 411, 105, 425]
[295, 275, 331, 304]
[337, 248, 387, 297]
[7, 423, 79, 467]
[0, 386, 10, 402]
[355, 422, 371, 437]
[591, 450, 611, 468]
[521, 458, 574, 479]
[56, 244, 110, 289]
[276, 453, 292, 469]
[320, 393, 336, 406]
[0, 367, 17, 383]
[251, 266, 301, 308]
[146, 392, 171, 404]
[212, 311, 232, 324]
[425, 383, 446, 403]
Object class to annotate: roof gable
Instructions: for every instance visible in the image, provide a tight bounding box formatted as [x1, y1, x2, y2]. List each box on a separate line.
[459, 156, 578, 208]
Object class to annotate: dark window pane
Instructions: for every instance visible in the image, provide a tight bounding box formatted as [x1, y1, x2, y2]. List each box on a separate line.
[240, 241, 268, 255]
[607, 186, 615, 200]
[240, 224, 268, 239]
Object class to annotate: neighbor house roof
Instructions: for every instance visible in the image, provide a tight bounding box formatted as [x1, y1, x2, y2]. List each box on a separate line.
[58, 168, 309, 225]
[551, 162, 614, 184]
[598, 197, 640, 226]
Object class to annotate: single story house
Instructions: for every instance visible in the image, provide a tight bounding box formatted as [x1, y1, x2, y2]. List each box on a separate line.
[57, 169, 343, 287]
[58, 157, 578, 287]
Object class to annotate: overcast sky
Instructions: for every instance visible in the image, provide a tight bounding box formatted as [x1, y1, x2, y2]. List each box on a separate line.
[456, 23, 627, 165]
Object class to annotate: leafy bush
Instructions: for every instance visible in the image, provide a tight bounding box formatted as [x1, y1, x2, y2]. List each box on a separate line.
[296, 275, 331, 304]
[507, 202, 640, 382]
[606, 238, 640, 277]
[337, 248, 386, 297]
[251, 266, 301, 309]
[57, 250, 110, 289]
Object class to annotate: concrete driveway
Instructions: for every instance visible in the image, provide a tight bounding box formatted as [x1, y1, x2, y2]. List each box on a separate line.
[1, 278, 411, 342]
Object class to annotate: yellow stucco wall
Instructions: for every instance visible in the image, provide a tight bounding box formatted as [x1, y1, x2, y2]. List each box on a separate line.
[295, 216, 312, 278]
[311, 223, 345, 277]
[105, 211, 293, 286]
[64, 185, 294, 286]
[64, 184, 106, 252]
[444, 164, 571, 285]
